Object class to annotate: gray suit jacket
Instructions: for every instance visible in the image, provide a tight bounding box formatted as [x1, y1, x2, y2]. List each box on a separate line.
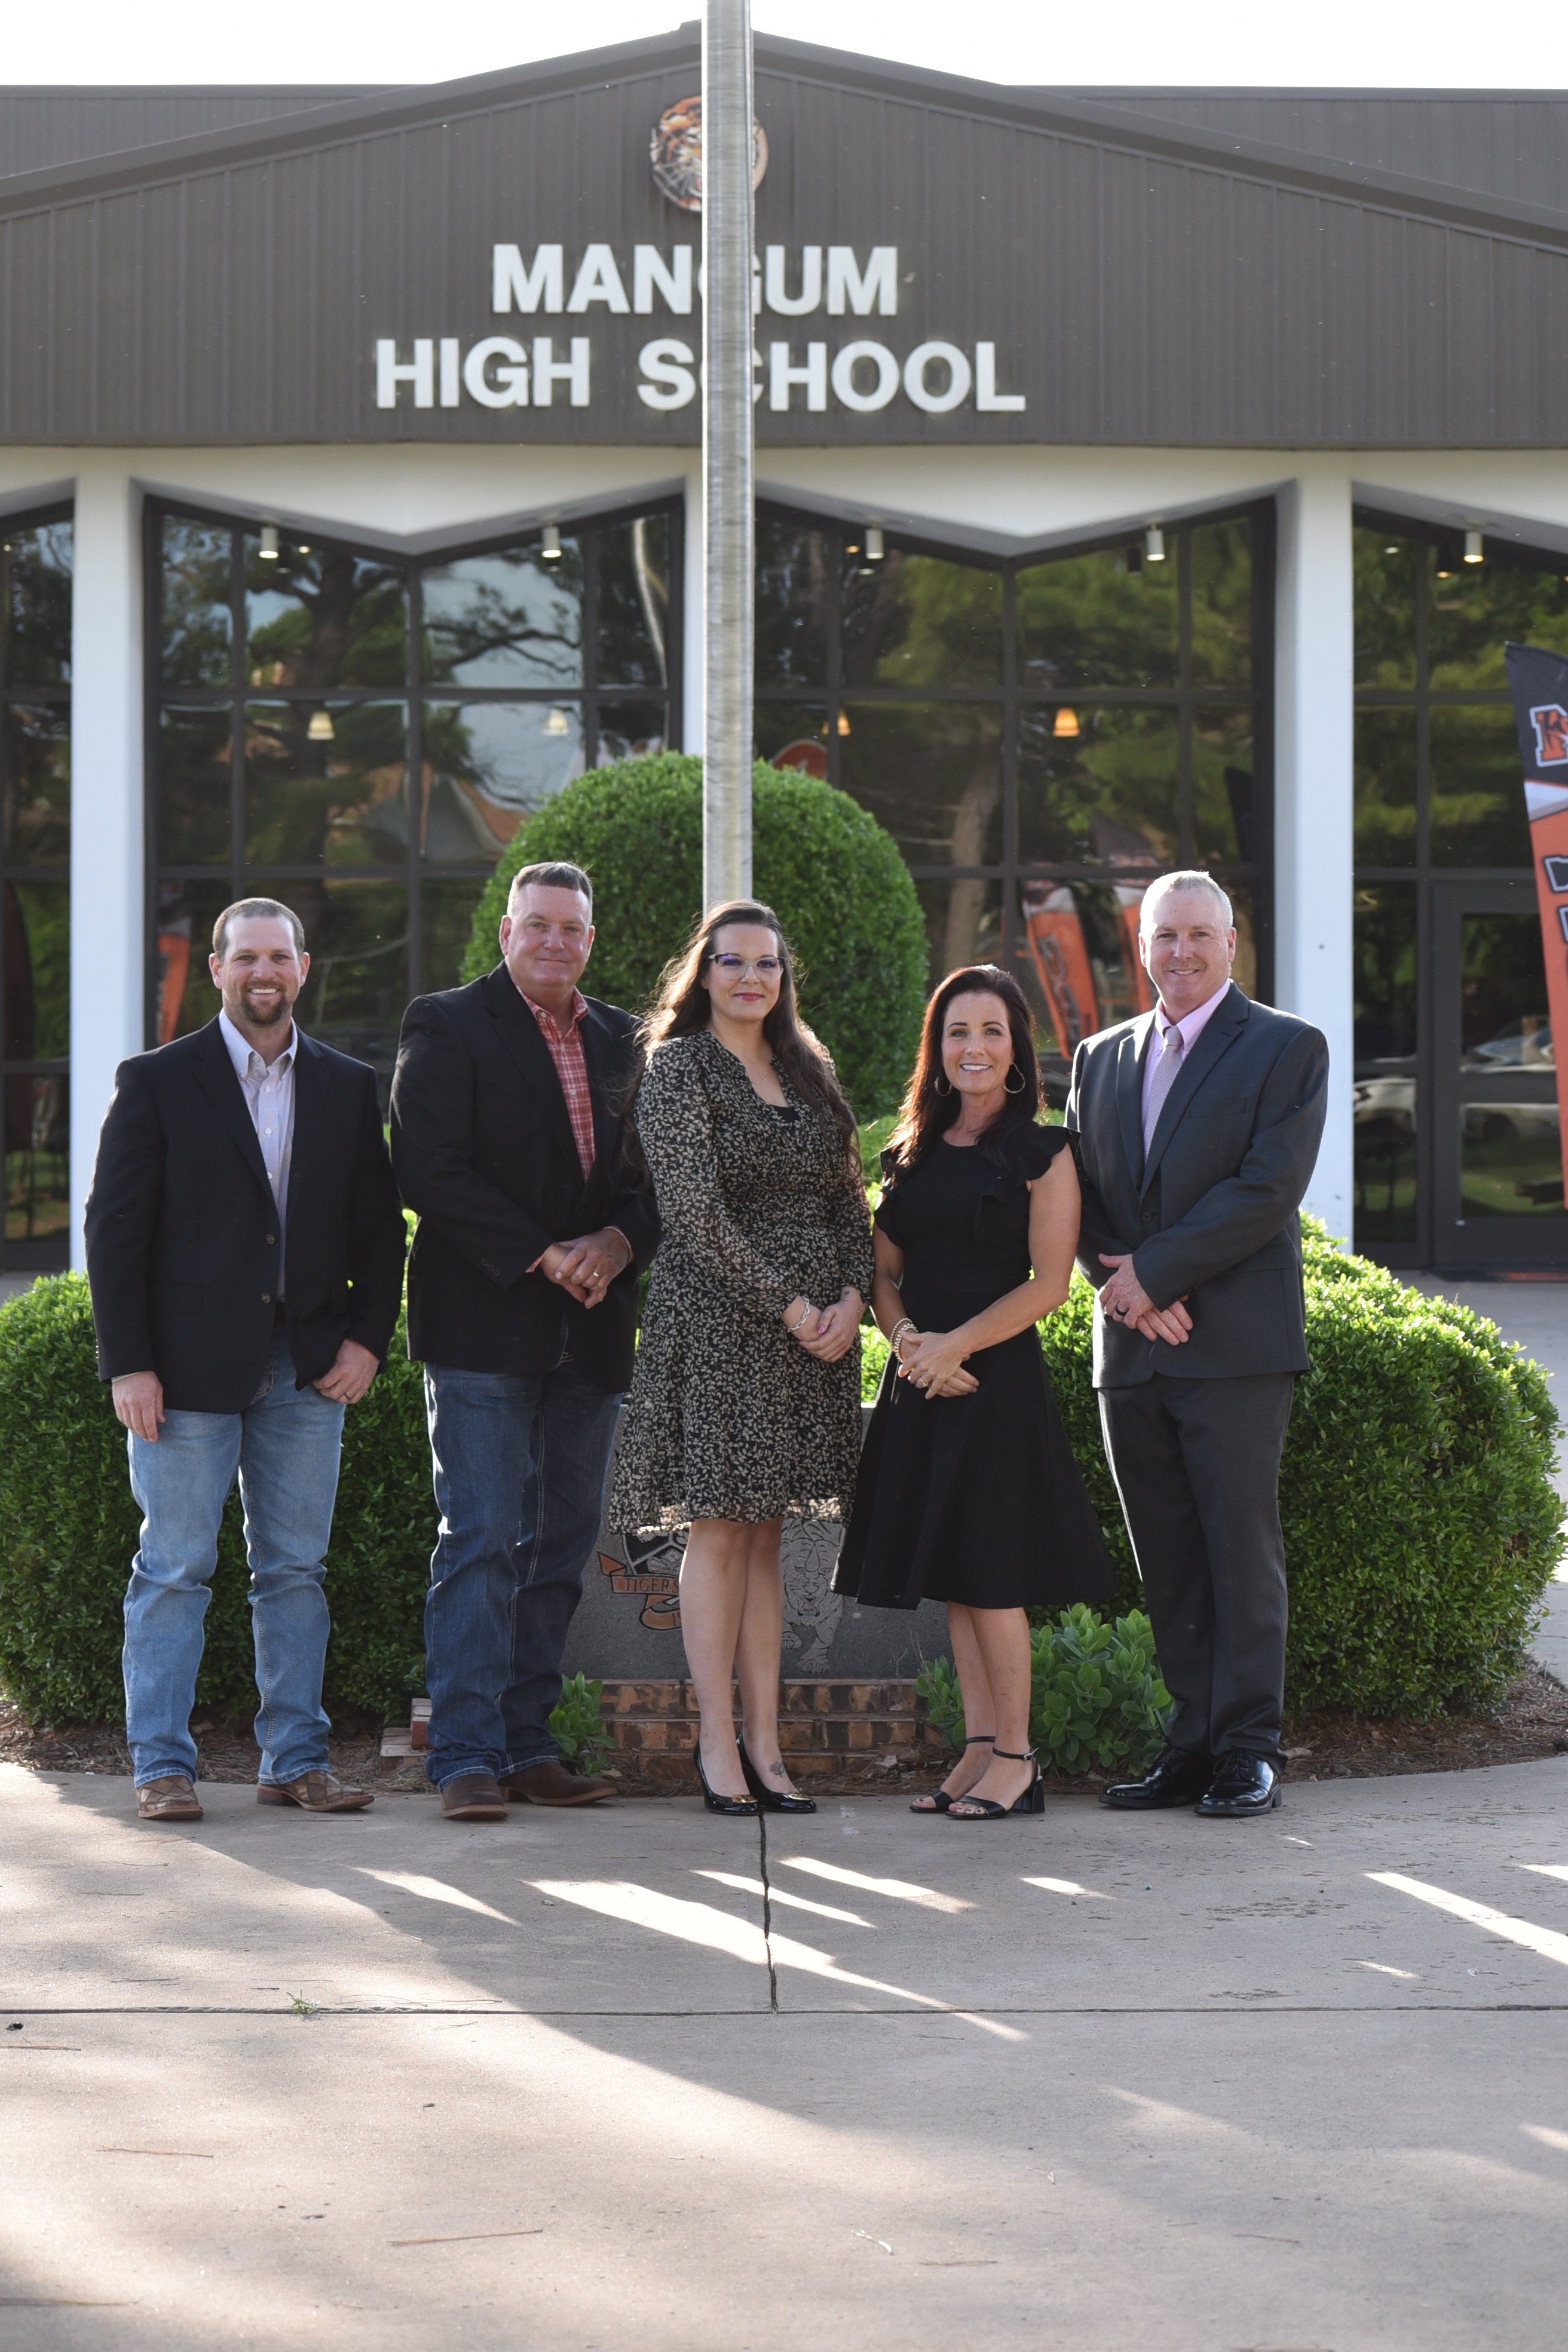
[1065, 984, 1329, 1389]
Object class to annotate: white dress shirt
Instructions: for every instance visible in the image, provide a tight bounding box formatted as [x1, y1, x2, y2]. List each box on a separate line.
[219, 1008, 297, 1300]
[1140, 979, 1233, 1153]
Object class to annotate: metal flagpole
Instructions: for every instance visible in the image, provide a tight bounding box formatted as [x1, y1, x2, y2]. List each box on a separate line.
[701, 0, 755, 910]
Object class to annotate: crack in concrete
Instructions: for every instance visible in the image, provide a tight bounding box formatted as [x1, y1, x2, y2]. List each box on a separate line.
[755, 1805, 780, 2013]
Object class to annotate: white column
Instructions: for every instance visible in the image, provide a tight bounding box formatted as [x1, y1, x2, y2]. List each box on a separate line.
[681, 457, 705, 755]
[1273, 464, 1355, 1244]
[69, 458, 145, 1267]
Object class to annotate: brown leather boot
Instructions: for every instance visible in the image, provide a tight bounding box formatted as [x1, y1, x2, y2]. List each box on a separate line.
[439, 1772, 509, 1821]
[257, 1771, 373, 1812]
[501, 1759, 615, 1806]
[136, 1775, 203, 1822]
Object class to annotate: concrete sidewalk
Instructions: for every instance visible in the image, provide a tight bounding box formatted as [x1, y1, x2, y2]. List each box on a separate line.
[4, 1763, 1567, 2350]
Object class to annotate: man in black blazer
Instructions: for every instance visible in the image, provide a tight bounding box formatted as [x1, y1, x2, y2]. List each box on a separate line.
[390, 860, 659, 1822]
[1067, 871, 1329, 1818]
[85, 899, 406, 1823]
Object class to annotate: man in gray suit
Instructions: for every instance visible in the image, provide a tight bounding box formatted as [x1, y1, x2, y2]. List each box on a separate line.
[1067, 871, 1328, 1818]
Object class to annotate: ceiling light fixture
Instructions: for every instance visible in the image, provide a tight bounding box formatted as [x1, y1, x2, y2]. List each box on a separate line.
[306, 710, 334, 742]
[259, 524, 280, 561]
[540, 523, 563, 561]
[543, 707, 570, 736]
[864, 525, 885, 562]
[1464, 528, 1484, 565]
[1053, 708, 1081, 739]
[1145, 525, 1166, 563]
[837, 711, 852, 736]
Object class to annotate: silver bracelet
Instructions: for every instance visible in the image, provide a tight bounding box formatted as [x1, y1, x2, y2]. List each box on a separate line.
[888, 1315, 917, 1356]
[785, 1301, 814, 1334]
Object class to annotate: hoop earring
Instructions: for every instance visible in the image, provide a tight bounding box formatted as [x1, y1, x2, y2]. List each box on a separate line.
[1004, 1064, 1027, 1095]
[934, 1075, 953, 1097]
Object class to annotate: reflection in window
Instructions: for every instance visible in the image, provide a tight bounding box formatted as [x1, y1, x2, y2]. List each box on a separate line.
[755, 513, 830, 688]
[1017, 547, 1177, 691]
[287, 879, 410, 1086]
[596, 517, 671, 687]
[1352, 529, 1418, 691]
[244, 702, 408, 866]
[839, 703, 1003, 869]
[1018, 708, 1177, 868]
[1429, 705, 1532, 868]
[915, 877, 1002, 987]
[595, 702, 667, 767]
[1190, 522, 1254, 688]
[1353, 709, 1418, 866]
[1461, 1104, 1563, 1218]
[422, 702, 583, 858]
[841, 552, 1003, 689]
[1428, 550, 1568, 694]
[1, 507, 71, 1269]
[1459, 913, 1551, 1070]
[160, 516, 232, 687]
[1015, 881, 1154, 1062]
[421, 542, 583, 688]
[246, 538, 405, 691]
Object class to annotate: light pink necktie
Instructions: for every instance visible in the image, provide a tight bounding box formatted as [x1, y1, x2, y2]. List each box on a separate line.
[1143, 1022, 1184, 1154]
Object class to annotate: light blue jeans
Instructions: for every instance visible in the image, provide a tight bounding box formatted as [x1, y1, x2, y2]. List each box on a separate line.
[122, 1332, 346, 1787]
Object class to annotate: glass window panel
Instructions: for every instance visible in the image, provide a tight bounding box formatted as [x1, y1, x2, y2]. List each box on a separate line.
[841, 550, 1003, 689]
[914, 877, 1002, 991]
[160, 516, 231, 687]
[756, 702, 829, 777]
[244, 702, 408, 868]
[1461, 1104, 1562, 1218]
[1429, 553, 1568, 694]
[1355, 1077, 1417, 1245]
[4, 1072, 69, 1247]
[1018, 706, 1178, 868]
[1353, 528, 1418, 690]
[1190, 519, 1252, 688]
[755, 513, 829, 688]
[155, 878, 232, 1044]
[4, 879, 69, 1060]
[1193, 712, 1256, 863]
[1016, 879, 1154, 1068]
[159, 706, 232, 865]
[1353, 883, 1418, 1063]
[595, 700, 668, 767]
[246, 538, 406, 691]
[1353, 708, 1418, 867]
[421, 541, 582, 688]
[421, 702, 583, 864]
[1459, 913, 1551, 1071]
[1016, 547, 1177, 691]
[1429, 705, 1532, 868]
[596, 516, 671, 687]
[838, 703, 1003, 869]
[4, 522, 72, 687]
[2, 705, 69, 865]
[1226, 880, 1258, 999]
[284, 878, 409, 1095]
[422, 875, 495, 996]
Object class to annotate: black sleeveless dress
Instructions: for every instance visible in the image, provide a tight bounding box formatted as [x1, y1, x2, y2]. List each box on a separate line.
[833, 1128, 1116, 1612]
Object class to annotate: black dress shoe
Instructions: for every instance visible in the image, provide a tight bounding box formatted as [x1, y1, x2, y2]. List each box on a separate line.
[737, 1738, 817, 1814]
[1195, 1751, 1282, 1817]
[1098, 1745, 1214, 1810]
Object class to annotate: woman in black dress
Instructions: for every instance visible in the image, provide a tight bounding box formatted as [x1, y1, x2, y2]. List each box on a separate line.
[834, 966, 1114, 1821]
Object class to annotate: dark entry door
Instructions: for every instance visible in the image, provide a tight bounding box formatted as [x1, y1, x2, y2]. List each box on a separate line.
[1431, 881, 1568, 1269]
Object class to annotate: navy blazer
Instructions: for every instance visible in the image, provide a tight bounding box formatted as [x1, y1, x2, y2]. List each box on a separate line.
[1066, 983, 1330, 1388]
[84, 1019, 407, 1413]
[390, 966, 660, 1388]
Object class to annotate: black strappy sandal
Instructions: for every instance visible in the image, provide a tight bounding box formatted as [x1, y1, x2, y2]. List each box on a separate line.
[948, 1745, 1045, 1821]
[910, 1733, 995, 1814]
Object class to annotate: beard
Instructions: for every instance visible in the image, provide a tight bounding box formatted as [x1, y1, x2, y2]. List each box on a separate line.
[235, 985, 292, 1031]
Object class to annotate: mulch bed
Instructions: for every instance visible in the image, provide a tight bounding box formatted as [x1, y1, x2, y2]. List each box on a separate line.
[3, 1667, 1565, 1793]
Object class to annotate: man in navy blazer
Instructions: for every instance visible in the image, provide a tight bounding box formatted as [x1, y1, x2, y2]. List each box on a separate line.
[391, 861, 659, 1822]
[1067, 871, 1328, 1819]
[85, 899, 406, 1823]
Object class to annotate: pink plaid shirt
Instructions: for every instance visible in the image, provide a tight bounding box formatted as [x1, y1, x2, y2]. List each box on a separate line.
[522, 987, 596, 1182]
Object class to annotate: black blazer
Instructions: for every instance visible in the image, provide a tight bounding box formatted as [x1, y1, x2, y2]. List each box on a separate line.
[84, 1020, 407, 1414]
[1066, 984, 1330, 1388]
[390, 967, 660, 1388]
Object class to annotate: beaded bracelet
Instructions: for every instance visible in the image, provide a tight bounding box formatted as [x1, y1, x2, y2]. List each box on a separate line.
[785, 1301, 814, 1334]
[888, 1315, 917, 1359]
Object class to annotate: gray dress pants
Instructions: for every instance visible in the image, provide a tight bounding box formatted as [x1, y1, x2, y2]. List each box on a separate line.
[1098, 1371, 1296, 1762]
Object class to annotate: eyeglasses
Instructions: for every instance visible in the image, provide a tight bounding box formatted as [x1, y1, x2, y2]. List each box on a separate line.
[706, 954, 781, 977]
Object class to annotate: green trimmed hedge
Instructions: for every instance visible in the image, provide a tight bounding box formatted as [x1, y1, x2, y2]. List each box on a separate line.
[461, 754, 928, 1120]
[1, 1221, 1560, 1726]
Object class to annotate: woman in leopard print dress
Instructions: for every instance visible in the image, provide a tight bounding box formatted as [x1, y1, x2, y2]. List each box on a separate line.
[608, 901, 872, 1817]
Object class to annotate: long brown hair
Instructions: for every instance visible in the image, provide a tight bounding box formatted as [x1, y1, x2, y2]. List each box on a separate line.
[884, 964, 1041, 1177]
[642, 899, 858, 1159]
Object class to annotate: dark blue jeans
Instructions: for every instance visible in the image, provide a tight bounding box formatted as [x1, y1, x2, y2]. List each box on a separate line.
[421, 1355, 621, 1788]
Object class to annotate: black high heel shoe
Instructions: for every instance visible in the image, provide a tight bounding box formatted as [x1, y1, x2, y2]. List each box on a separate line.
[948, 1745, 1045, 1821]
[694, 1744, 759, 1816]
[911, 1733, 995, 1814]
[737, 1738, 817, 1814]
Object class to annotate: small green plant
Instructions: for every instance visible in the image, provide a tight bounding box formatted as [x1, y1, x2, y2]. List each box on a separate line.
[1028, 1605, 1171, 1774]
[917, 1609, 1171, 1775]
[287, 1991, 319, 2017]
[549, 1672, 612, 1777]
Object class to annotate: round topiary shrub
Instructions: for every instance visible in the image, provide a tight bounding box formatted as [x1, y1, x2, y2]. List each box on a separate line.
[460, 753, 929, 1119]
[0, 1272, 434, 1726]
[2, 1223, 1560, 1728]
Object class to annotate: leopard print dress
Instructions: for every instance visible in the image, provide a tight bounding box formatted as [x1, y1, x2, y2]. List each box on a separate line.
[607, 1028, 874, 1530]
